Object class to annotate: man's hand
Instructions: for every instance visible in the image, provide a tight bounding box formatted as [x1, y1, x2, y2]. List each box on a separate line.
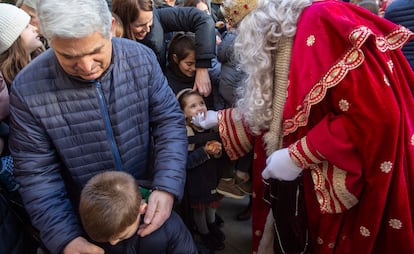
[262, 148, 303, 181]
[63, 236, 104, 254]
[193, 68, 211, 97]
[138, 190, 174, 237]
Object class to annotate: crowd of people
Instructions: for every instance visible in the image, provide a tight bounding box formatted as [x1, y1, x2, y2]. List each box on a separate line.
[0, 0, 413, 253]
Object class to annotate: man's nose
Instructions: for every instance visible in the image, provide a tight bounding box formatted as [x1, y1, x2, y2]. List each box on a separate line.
[75, 56, 93, 72]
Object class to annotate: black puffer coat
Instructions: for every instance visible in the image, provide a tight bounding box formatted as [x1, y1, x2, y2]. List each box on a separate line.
[96, 211, 198, 254]
[9, 38, 187, 254]
[140, 6, 216, 69]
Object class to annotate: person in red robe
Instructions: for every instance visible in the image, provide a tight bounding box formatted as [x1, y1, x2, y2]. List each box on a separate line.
[194, 0, 414, 253]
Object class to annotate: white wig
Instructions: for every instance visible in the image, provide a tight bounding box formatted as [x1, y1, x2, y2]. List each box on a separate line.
[234, 0, 312, 134]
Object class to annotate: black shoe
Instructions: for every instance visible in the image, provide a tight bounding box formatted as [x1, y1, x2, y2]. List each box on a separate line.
[200, 232, 225, 251]
[207, 222, 226, 242]
[215, 213, 224, 227]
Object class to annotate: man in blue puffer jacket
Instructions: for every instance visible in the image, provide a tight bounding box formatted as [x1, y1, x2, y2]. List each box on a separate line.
[8, 0, 191, 253]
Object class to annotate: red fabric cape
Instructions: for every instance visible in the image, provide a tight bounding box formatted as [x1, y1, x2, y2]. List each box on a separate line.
[249, 1, 414, 253]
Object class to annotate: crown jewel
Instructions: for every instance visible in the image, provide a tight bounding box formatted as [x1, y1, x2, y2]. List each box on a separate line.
[223, 0, 257, 27]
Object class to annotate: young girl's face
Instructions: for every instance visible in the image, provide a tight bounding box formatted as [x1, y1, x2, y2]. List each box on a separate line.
[183, 93, 207, 123]
[20, 24, 43, 54]
[175, 51, 196, 78]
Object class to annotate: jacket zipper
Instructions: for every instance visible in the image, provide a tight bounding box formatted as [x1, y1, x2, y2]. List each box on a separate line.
[95, 81, 123, 171]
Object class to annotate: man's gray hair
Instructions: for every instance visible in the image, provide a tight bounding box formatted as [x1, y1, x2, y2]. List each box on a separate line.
[36, 0, 112, 43]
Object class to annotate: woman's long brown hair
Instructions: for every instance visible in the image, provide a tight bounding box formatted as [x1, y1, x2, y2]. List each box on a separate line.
[112, 0, 153, 41]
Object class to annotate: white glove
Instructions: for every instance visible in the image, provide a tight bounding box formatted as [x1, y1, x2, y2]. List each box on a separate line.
[262, 148, 303, 181]
[191, 110, 218, 129]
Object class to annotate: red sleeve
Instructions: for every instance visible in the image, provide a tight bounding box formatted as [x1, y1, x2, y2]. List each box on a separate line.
[289, 114, 362, 179]
[218, 108, 254, 160]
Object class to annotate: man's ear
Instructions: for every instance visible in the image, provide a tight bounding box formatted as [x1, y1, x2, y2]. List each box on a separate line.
[110, 16, 115, 39]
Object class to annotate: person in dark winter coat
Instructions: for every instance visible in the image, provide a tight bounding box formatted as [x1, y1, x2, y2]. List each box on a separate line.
[384, 0, 414, 69]
[176, 88, 226, 252]
[112, 0, 216, 98]
[79, 171, 197, 254]
[8, 0, 188, 253]
[217, 30, 245, 108]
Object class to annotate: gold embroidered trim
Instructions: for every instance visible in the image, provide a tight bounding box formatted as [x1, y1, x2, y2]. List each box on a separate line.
[289, 136, 326, 169]
[300, 137, 323, 163]
[289, 142, 308, 168]
[311, 163, 358, 214]
[232, 110, 253, 154]
[219, 110, 237, 160]
[283, 26, 413, 136]
[332, 166, 359, 210]
[219, 109, 253, 160]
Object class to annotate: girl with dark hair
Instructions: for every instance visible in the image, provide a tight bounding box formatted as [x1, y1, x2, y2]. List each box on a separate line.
[165, 32, 220, 109]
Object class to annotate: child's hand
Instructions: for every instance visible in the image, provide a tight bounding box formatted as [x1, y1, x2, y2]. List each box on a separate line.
[204, 140, 222, 156]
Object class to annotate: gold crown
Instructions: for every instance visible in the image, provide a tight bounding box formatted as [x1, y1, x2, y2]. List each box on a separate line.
[222, 0, 257, 27]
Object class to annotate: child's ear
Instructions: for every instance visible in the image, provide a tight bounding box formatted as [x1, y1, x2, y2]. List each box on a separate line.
[139, 202, 147, 215]
[172, 54, 179, 64]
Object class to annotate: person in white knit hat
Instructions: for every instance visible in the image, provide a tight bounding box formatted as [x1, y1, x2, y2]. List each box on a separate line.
[0, 3, 30, 55]
[16, 0, 48, 50]
[0, 1, 43, 210]
[0, 3, 43, 225]
[16, 0, 40, 32]
[0, 3, 43, 85]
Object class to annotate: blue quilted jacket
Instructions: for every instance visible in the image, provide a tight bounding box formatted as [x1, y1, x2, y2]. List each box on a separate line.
[9, 38, 188, 254]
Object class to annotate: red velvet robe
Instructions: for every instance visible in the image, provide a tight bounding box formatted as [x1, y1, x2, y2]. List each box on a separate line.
[218, 1, 414, 253]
